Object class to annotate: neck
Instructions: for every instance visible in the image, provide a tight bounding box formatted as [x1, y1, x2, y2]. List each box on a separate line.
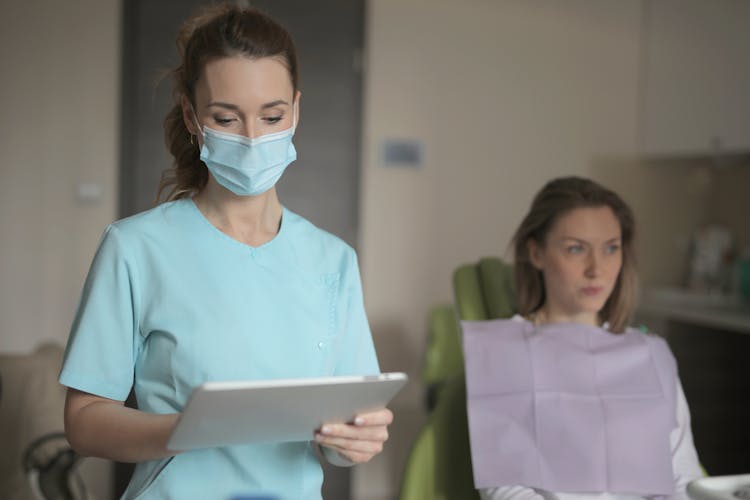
[193, 179, 282, 246]
[532, 304, 600, 327]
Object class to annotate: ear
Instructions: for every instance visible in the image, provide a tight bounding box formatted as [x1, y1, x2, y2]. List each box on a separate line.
[180, 94, 199, 136]
[527, 239, 545, 270]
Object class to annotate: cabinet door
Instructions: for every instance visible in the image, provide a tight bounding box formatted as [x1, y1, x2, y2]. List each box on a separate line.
[640, 0, 750, 156]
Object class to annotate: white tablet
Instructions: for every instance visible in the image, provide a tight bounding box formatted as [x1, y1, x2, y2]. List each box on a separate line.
[167, 372, 408, 451]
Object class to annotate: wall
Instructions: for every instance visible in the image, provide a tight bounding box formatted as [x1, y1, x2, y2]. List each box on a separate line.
[356, 1, 642, 498]
[591, 158, 715, 288]
[592, 155, 750, 292]
[0, 1, 120, 498]
[0, 0, 120, 354]
[711, 163, 750, 252]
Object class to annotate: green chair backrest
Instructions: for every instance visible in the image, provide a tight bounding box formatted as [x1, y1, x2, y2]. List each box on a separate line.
[400, 257, 515, 500]
[422, 305, 464, 388]
[453, 257, 516, 321]
[453, 264, 487, 321]
[398, 374, 480, 500]
[477, 257, 516, 319]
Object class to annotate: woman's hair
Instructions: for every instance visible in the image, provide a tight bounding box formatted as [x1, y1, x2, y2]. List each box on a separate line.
[511, 176, 637, 333]
[158, 3, 299, 202]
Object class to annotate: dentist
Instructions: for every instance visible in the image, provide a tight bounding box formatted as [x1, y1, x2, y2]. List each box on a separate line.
[59, 4, 392, 499]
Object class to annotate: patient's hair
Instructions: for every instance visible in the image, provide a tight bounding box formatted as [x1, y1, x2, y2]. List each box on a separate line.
[158, 2, 299, 202]
[511, 176, 636, 333]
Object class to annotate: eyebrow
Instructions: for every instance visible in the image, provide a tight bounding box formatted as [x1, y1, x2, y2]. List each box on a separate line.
[206, 100, 289, 111]
[260, 99, 289, 109]
[561, 236, 621, 244]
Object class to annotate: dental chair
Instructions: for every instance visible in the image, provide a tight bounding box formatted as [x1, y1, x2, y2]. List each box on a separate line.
[399, 257, 516, 500]
[23, 432, 89, 500]
[0, 344, 96, 500]
[421, 305, 464, 411]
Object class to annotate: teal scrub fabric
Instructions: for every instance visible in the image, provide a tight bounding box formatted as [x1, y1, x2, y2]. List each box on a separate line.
[59, 198, 380, 500]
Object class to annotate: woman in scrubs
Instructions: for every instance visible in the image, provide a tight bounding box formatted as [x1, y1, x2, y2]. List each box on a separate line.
[462, 177, 703, 500]
[59, 4, 391, 499]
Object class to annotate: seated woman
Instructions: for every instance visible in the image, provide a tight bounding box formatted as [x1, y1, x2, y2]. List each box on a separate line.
[461, 176, 703, 500]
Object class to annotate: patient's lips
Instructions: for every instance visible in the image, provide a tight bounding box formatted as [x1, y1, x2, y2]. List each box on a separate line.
[581, 286, 604, 297]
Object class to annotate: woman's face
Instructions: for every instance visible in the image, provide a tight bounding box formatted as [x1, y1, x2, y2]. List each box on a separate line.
[528, 206, 623, 324]
[184, 55, 299, 140]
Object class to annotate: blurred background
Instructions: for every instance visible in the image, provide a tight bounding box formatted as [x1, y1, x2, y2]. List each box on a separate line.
[1, 0, 749, 499]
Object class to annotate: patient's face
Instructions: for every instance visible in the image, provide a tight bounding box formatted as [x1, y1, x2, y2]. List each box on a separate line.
[529, 206, 623, 325]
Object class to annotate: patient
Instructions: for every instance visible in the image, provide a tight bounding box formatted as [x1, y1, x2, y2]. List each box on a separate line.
[461, 176, 703, 500]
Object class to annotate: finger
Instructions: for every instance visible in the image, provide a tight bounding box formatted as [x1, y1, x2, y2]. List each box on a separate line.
[318, 423, 389, 442]
[352, 408, 393, 427]
[317, 437, 383, 459]
[316, 436, 383, 454]
[320, 444, 374, 464]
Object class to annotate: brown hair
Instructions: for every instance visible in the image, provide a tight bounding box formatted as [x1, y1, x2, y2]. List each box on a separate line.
[158, 3, 299, 202]
[511, 176, 637, 332]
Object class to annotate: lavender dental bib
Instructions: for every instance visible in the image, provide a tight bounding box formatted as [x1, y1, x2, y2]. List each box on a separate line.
[462, 317, 677, 496]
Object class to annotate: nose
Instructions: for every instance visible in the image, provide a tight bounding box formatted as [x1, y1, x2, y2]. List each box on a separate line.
[584, 251, 601, 278]
[242, 122, 259, 139]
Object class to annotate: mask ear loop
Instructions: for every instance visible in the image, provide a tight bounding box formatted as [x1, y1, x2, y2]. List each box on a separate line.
[189, 104, 205, 143]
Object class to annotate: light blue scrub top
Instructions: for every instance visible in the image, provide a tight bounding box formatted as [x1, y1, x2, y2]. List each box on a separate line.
[59, 198, 380, 500]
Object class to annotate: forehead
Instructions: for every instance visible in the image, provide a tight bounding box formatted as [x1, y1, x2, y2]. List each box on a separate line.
[195, 55, 294, 104]
[549, 206, 621, 241]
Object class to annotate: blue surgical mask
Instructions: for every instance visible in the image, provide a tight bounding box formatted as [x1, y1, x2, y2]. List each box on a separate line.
[195, 109, 297, 196]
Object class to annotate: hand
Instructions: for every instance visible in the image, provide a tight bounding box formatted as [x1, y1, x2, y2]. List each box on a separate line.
[314, 408, 393, 464]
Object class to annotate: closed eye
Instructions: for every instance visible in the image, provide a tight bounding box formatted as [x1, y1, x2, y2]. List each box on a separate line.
[214, 117, 236, 126]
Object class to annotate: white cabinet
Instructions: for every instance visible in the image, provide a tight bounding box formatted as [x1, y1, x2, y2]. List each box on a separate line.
[639, 0, 750, 156]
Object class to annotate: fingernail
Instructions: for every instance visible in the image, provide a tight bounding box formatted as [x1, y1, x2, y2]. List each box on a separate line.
[354, 417, 364, 426]
[321, 426, 331, 434]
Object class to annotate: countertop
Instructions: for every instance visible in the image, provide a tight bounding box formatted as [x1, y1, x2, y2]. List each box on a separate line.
[638, 287, 750, 334]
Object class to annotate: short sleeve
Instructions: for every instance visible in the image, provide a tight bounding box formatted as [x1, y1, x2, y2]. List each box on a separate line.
[59, 225, 142, 401]
[334, 248, 380, 376]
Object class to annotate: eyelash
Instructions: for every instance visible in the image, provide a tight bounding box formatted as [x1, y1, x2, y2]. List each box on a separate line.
[212, 116, 284, 126]
[566, 245, 620, 255]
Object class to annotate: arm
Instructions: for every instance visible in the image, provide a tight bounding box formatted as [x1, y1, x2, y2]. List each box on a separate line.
[667, 381, 704, 500]
[60, 226, 170, 462]
[64, 388, 180, 462]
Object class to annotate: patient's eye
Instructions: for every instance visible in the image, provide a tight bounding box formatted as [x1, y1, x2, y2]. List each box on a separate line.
[566, 244, 584, 254]
[605, 243, 621, 255]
